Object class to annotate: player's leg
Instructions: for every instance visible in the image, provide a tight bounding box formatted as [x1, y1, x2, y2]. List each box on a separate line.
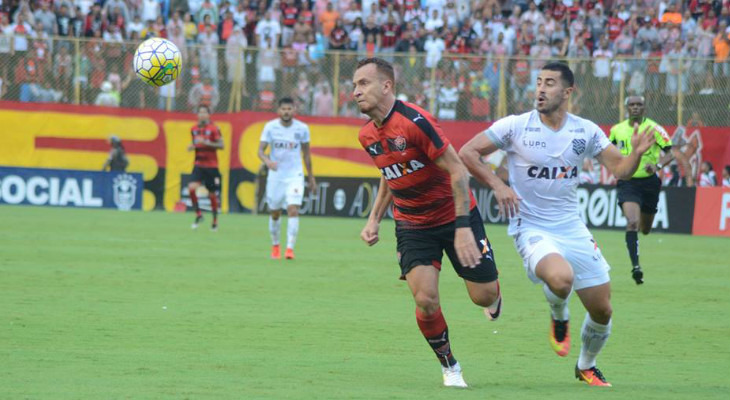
[284, 204, 299, 259]
[513, 229, 573, 356]
[283, 179, 305, 259]
[206, 169, 222, 230]
[188, 172, 203, 228]
[266, 179, 286, 259]
[269, 209, 282, 259]
[639, 176, 661, 236]
[535, 254, 574, 357]
[447, 208, 501, 320]
[639, 212, 656, 235]
[621, 201, 643, 284]
[406, 265, 466, 388]
[574, 282, 613, 387]
[398, 228, 465, 387]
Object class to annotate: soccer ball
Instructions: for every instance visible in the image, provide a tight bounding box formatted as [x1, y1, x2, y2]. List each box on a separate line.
[133, 38, 182, 87]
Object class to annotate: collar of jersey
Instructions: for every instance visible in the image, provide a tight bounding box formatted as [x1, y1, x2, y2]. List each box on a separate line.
[375, 100, 399, 128]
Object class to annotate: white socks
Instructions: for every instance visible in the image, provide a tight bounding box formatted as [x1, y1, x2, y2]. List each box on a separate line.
[269, 216, 281, 246]
[577, 313, 612, 370]
[543, 284, 571, 321]
[286, 217, 299, 250]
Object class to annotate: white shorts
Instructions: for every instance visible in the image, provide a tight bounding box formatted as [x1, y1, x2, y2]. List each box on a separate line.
[265, 178, 304, 210]
[511, 223, 611, 291]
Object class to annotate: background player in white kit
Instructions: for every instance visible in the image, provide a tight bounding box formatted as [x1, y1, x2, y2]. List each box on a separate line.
[258, 97, 316, 260]
[459, 62, 657, 387]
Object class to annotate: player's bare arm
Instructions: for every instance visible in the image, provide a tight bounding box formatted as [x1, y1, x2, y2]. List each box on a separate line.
[434, 145, 482, 268]
[202, 137, 224, 149]
[361, 176, 392, 246]
[598, 124, 657, 179]
[459, 133, 521, 218]
[301, 142, 317, 195]
[257, 141, 277, 171]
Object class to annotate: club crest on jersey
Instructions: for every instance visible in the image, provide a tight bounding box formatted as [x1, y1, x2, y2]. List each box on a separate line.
[572, 139, 586, 155]
[527, 165, 578, 179]
[387, 136, 407, 152]
[380, 159, 426, 180]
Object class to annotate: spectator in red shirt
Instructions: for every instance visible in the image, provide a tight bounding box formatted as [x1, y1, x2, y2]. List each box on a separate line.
[281, 0, 300, 46]
[607, 8, 624, 41]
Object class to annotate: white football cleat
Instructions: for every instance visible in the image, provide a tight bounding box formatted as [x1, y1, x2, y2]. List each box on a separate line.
[442, 362, 468, 388]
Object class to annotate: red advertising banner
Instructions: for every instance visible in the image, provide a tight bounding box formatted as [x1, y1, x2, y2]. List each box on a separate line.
[692, 187, 730, 237]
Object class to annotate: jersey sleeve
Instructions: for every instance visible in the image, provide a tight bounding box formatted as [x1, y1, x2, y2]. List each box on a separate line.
[260, 123, 271, 142]
[212, 125, 222, 141]
[590, 124, 612, 157]
[411, 113, 450, 161]
[653, 123, 672, 149]
[484, 115, 514, 150]
[301, 123, 311, 144]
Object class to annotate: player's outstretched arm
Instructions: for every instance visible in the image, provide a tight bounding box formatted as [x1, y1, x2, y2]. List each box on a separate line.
[459, 133, 521, 218]
[597, 123, 657, 180]
[301, 142, 317, 195]
[361, 176, 392, 246]
[434, 145, 482, 268]
[257, 141, 277, 171]
[204, 138, 224, 149]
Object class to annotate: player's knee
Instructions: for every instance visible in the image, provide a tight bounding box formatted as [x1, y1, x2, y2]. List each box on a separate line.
[413, 292, 440, 315]
[590, 306, 613, 325]
[641, 226, 652, 235]
[626, 219, 639, 231]
[287, 208, 299, 217]
[469, 289, 499, 308]
[545, 275, 573, 298]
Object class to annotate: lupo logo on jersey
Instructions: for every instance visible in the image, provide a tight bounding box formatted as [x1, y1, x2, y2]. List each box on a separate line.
[380, 160, 426, 180]
[527, 165, 578, 179]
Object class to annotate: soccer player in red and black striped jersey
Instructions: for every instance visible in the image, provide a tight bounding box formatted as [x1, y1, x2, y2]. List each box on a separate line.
[353, 58, 501, 388]
[188, 104, 224, 231]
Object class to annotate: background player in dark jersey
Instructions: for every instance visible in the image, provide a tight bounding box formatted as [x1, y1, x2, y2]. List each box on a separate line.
[609, 96, 691, 284]
[353, 58, 501, 388]
[102, 135, 128, 172]
[188, 104, 224, 231]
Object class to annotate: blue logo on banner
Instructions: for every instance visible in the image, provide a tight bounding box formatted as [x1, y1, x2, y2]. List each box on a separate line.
[0, 167, 143, 210]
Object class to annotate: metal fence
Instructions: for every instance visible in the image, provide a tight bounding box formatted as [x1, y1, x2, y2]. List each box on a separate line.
[2, 35, 729, 127]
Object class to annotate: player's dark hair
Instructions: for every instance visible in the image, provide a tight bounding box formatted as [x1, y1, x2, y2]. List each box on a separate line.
[278, 97, 294, 106]
[542, 62, 574, 88]
[356, 57, 395, 84]
[725, 165, 730, 176]
[198, 104, 211, 114]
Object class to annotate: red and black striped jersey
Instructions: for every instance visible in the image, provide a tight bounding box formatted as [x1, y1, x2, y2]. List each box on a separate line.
[358, 100, 476, 229]
[191, 122, 222, 168]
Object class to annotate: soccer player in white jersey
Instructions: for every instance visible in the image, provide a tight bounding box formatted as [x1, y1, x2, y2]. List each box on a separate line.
[459, 62, 657, 387]
[258, 97, 316, 260]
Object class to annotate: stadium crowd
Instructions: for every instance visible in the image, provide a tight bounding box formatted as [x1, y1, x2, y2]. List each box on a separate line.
[1, 0, 730, 124]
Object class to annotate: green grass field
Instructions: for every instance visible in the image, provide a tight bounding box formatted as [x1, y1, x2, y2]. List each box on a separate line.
[1, 206, 728, 399]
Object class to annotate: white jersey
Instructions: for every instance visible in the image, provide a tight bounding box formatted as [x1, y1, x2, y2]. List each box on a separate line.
[485, 110, 611, 233]
[260, 118, 310, 180]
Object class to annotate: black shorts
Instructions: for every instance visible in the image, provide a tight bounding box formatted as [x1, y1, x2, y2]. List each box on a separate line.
[191, 166, 221, 193]
[395, 208, 498, 283]
[617, 174, 661, 214]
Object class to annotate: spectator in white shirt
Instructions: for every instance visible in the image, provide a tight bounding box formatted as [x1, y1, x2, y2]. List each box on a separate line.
[255, 10, 282, 48]
[423, 33, 445, 69]
[424, 9, 444, 34]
